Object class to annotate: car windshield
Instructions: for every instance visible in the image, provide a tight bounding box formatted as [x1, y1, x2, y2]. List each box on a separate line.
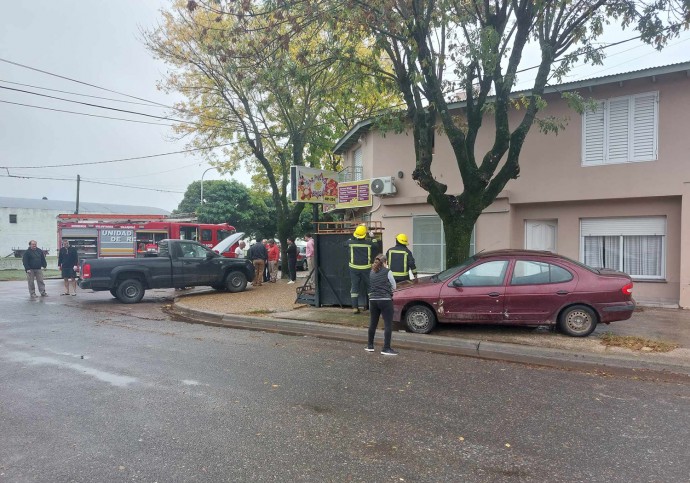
[431, 256, 477, 282]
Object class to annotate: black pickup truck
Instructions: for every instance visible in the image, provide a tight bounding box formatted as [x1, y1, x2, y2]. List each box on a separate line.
[78, 239, 255, 303]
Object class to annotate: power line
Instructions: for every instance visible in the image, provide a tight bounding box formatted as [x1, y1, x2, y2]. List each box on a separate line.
[0, 79, 166, 107]
[0, 144, 234, 169]
[0, 85, 198, 126]
[0, 99, 177, 126]
[0, 173, 185, 193]
[0, 57, 170, 108]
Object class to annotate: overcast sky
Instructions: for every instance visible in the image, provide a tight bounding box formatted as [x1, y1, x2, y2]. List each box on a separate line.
[1, 1, 689, 212]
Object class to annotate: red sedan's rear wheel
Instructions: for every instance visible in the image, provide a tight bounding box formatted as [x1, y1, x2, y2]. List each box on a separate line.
[558, 305, 597, 337]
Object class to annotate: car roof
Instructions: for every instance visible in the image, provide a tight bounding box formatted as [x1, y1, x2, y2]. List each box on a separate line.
[474, 249, 563, 259]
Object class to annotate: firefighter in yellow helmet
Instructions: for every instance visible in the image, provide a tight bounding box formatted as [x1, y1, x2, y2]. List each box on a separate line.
[386, 233, 418, 284]
[345, 224, 379, 314]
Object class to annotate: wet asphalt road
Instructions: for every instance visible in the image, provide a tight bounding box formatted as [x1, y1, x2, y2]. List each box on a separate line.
[1, 280, 690, 482]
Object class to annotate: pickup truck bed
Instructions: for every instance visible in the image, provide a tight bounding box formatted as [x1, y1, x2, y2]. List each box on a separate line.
[79, 239, 256, 303]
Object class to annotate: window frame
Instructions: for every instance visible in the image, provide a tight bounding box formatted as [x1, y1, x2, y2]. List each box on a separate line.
[9, 214, 17, 224]
[412, 215, 475, 273]
[580, 217, 666, 281]
[581, 91, 659, 166]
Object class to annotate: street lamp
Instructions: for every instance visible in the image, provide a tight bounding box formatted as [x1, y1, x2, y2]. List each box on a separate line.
[200, 167, 217, 204]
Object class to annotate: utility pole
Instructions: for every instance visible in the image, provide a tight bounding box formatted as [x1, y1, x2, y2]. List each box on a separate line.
[75, 174, 80, 214]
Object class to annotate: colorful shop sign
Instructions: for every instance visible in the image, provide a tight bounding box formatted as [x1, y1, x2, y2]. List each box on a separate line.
[336, 180, 372, 209]
[290, 166, 339, 204]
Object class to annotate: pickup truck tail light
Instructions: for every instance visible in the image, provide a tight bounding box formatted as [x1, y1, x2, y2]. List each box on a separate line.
[82, 263, 92, 279]
[621, 282, 633, 296]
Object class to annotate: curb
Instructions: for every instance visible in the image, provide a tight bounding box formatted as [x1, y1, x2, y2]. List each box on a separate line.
[172, 301, 690, 383]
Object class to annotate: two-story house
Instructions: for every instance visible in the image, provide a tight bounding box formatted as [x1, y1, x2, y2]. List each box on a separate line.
[333, 61, 690, 307]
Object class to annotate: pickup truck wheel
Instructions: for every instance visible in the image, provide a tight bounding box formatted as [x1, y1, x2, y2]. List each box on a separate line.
[116, 279, 145, 304]
[225, 271, 248, 293]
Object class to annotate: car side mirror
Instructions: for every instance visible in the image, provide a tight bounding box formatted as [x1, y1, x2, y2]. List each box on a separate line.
[206, 252, 215, 259]
[451, 279, 463, 287]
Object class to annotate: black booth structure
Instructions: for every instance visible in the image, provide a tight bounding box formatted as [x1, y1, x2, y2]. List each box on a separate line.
[296, 222, 383, 307]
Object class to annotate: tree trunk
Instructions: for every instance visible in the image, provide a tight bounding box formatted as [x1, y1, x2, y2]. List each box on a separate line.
[435, 192, 484, 267]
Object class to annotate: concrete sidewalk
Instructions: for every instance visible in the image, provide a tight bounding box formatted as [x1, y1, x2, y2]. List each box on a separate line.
[172, 281, 690, 381]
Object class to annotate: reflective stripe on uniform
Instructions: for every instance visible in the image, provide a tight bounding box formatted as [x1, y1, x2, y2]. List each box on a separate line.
[349, 243, 372, 269]
[388, 249, 409, 277]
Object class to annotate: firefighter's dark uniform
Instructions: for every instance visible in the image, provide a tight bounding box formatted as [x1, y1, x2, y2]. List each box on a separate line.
[345, 236, 377, 311]
[386, 243, 418, 283]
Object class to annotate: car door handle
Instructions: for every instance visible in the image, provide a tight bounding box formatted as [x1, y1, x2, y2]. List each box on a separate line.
[556, 290, 569, 295]
[488, 292, 500, 297]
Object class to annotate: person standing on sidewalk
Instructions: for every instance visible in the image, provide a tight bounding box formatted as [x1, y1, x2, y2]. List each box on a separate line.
[345, 225, 377, 314]
[267, 239, 280, 282]
[286, 237, 297, 284]
[22, 240, 48, 298]
[247, 240, 267, 287]
[58, 240, 79, 296]
[366, 254, 398, 355]
[386, 233, 418, 284]
[304, 233, 314, 272]
[234, 240, 246, 258]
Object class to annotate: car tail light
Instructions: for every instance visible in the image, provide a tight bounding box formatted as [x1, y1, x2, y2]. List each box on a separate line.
[82, 263, 91, 279]
[622, 282, 633, 295]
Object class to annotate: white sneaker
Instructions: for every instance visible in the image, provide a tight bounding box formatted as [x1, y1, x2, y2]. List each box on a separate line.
[287, 280, 295, 284]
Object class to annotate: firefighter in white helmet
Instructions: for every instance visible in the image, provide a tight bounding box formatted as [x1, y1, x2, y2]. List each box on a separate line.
[386, 233, 418, 284]
[345, 224, 378, 314]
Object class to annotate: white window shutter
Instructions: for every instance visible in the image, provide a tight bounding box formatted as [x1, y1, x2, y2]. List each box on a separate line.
[632, 93, 658, 161]
[607, 97, 630, 162]
[582, 101, 605, 165]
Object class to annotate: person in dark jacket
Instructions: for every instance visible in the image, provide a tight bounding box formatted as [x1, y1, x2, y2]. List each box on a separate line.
[58, 240, 79, 296]
[386, 233, 418, 284]
[366, 254, 398, 355]
[22, 239, 48, 297]
[286, 237, 297, 284]
[345, 225, 378, 314]
[247, 240, 268, 287]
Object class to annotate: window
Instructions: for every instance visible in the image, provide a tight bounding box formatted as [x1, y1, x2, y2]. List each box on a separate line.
[179, 242, 209, 258]
[456, 260, 508, 287]
[511, 261, 573, 285]
[581, 217, 665, 280]
[353, 147, 363, 181]
[412, 216, 475, 273]
[9, 214, 17, 223]
[201, 229, 212, 242]
[582, 91, 658, 166]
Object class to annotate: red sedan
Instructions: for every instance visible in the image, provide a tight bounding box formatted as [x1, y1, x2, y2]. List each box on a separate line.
[393, 250, 635, 337]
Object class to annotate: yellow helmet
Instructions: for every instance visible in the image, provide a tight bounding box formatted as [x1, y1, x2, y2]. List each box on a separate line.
[353, 225, 367, 239]
[395, 233, 409, 245]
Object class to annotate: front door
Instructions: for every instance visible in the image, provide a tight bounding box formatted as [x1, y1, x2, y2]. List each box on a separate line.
[439, 259, 509, 323]
[525, 220, 557, 252]
[178, 242, 217, 285]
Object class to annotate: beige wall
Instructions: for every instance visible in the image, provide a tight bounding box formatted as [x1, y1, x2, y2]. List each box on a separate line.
[344, 69, 690, 306]
[360, 70, 690, 204]
[511, 197, 681, 305]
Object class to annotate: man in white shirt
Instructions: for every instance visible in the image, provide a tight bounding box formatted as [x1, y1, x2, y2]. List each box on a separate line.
[234, 241, 246, 258]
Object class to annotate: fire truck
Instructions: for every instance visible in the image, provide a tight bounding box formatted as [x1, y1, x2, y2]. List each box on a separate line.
[57, 214, 236, 261]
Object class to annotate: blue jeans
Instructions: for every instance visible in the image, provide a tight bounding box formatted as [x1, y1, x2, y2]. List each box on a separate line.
[368, 299, 393, 350]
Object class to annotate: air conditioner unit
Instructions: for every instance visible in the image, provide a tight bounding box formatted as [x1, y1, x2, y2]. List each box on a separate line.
[370, 176, 397, 196]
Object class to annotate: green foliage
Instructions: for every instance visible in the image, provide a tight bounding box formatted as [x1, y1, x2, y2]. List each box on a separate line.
[174, 179, 276, 239]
